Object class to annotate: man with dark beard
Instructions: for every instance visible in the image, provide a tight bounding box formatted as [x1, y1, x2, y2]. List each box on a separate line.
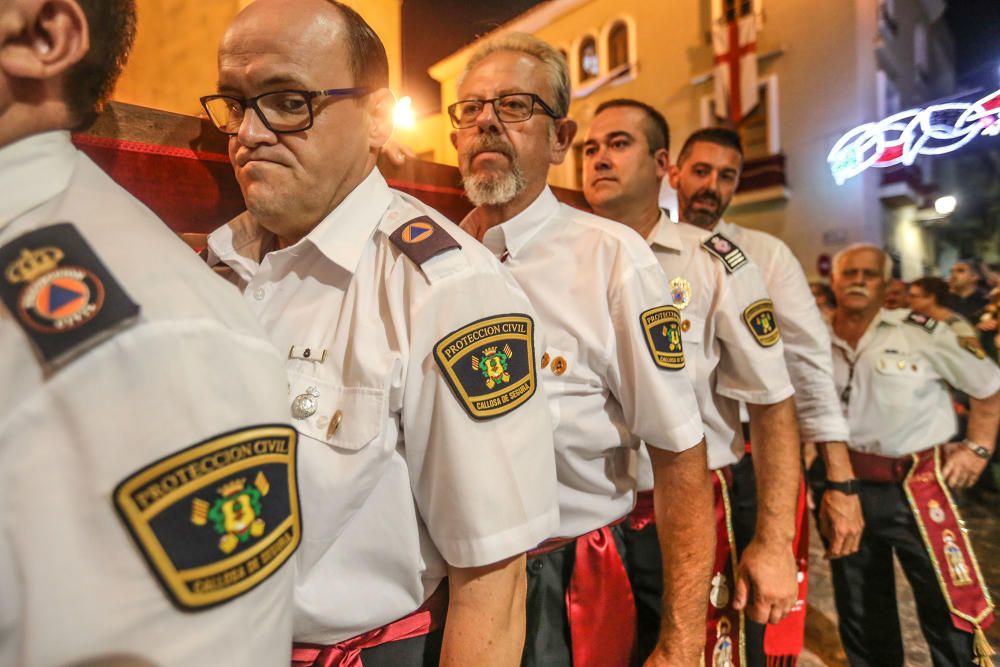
[451, 33, 715, 667]
[671, 128, 863, 666]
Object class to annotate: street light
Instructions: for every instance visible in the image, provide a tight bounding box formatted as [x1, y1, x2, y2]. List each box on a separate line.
[934, 195, 957, 215]
[394, 96, 416, 129]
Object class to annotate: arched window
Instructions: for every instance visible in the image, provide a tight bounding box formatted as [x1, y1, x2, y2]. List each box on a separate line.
[579, 37, 599, 81]
[608, 22, 629, 70]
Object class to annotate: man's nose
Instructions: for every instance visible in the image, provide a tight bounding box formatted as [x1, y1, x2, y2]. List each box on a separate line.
[237, 105, 277, 147]
[474, 101, 503, 133]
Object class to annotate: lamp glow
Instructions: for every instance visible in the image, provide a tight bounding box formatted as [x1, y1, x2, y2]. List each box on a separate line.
[394, 96, 416, 129]
[934, 195, 957, 215]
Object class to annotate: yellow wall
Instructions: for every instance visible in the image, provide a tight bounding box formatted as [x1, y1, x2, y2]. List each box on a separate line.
[114, 0, 402, 116]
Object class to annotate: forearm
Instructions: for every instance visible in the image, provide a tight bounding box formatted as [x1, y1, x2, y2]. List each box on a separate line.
[649, 441, 715, 663]
[747, 397, 800, 545]
[441, 555, 527, 667]
[817, 441, 856, 482]
[966, 389, 1000, 450]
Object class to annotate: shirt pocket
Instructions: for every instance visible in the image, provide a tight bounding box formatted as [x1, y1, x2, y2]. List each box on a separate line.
[287, 370, 386, 452]
[873, 354, 926, 406]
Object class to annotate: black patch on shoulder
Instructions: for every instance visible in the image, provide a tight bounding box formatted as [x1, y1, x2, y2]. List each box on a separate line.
[743, 299, 781, 347]
[701, 233, 748, 273]
[0, 223, 140, 371]
[640, 306, 685, 370]
[389, 216, 461, 266]
[113, 424, 301, 611]
[904, 311, 938, 333]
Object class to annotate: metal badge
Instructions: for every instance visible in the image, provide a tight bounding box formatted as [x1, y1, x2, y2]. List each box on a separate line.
[669, 277, 692, 310]
[291, 386, 320, 419]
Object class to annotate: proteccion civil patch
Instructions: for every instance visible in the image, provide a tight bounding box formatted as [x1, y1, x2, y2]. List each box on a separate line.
[113, 425, 301, 611]
[640, 306, 686, 370]
[434, 314, 537, 420]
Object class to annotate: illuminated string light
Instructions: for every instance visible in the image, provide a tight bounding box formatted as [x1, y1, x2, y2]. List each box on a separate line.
[828, 89, 1000, 185]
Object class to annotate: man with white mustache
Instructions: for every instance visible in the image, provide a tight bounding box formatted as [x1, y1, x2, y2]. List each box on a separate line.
[451, 32, 714, 666]
[827, 244, 1000, 667]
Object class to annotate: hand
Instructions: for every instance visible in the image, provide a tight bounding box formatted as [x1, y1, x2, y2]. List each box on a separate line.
[942, 442, 990, 489]
[977, 318, 998, 332]
[732, 538, 798, 624]
[818, 489, 864, 559]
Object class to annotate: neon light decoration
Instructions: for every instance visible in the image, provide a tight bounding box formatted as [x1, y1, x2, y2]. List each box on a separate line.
[828, 89, 1000, 185]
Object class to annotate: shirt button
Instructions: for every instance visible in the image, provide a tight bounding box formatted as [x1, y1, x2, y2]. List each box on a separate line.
[529, 558, 544, 573]
[253, 287, 266, 300]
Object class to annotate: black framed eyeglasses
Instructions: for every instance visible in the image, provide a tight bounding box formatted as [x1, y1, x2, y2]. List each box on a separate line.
[200, 87, 370, 135]
[447, 93, 561, 129]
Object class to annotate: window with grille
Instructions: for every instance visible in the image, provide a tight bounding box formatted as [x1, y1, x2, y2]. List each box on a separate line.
[579, 37, 599, 81]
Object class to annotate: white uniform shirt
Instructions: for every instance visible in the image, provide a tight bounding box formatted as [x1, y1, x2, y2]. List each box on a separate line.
[208, 169, 559, 644]
[1, 132, 297, 666]
[714, 219, 850, 443]
[471, 188, 704, 539]
[636, 214, 794, 485]
[830, 309, 1000, 456]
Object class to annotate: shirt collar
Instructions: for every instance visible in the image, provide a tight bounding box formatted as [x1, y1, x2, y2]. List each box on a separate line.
[648, 208, 683, 252]
[208, 167, 391, 278]
[0, 131, 77, 232]
[712, 217, 734, 236]
[483, 186, 560, 260]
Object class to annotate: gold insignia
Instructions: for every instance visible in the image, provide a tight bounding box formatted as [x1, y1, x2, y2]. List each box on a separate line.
[960, 336, 986, 360]
[551, 356, 567, 376]
[742, 299, 781, 347]
[669, 277, 692, 310]
[540, 352, 550, 369]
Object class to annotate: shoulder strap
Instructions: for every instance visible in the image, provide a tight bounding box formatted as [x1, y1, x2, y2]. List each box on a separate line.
[701, 232, 748, 273]
[388, 215, 461, 266]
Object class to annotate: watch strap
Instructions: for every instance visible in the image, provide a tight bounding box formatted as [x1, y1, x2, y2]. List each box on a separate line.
[826, 479, 861, 495]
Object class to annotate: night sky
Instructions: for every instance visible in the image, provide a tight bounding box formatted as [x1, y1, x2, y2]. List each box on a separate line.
[401, 1, 1000, 112]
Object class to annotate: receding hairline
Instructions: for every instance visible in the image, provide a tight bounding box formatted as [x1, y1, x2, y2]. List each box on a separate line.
[832, 243, 892, 281]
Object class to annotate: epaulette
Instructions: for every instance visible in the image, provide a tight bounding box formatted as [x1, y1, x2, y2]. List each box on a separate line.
[0, 222, 140, 371]
[903, 311, 938, 333]
[389, 215, 461, 266]
[701, 232, 748, 273]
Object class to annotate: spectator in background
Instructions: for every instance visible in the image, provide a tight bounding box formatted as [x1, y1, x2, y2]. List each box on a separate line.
[910, 277, 978, 339]
[947, 260, 989, 322]
[810, 281, 836, 323]
[884, 278, 909, 309]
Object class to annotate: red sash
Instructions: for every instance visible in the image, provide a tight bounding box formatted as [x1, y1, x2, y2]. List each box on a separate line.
[628, 490, 655, 532]
[705, 468, 746, 667]
[763, 476, 809, 667]
[530, 518, 635, 667]
[903, 447, 996, 667]
[291, 583, 448, 667]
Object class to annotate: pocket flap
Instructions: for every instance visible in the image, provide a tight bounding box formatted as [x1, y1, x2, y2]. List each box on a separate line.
[288, 373, 385, 451]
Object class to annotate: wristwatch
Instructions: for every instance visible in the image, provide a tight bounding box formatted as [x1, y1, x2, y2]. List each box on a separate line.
[825, 479, 861, 495]
[963, 440, 993, 460]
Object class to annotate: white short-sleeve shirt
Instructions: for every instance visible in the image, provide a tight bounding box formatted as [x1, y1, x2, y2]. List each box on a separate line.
[830, 309, 1000, 456]
[713, 219, 850, 444]
[208, 169, 559, 644]
[468, 188, 704, 539]
[1, 132, 298, 666]
[635, 214, 794, 484]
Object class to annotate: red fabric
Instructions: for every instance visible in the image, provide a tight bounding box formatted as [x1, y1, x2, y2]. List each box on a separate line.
[713, 19, 757, 123]
[627, 490, 655, 531]
[904, 448, 995, 634]
[291, 583, 448, 667]
[566, 524, 636, 667]
[763, 476, 809, 665]
[704, 468, 743, 666]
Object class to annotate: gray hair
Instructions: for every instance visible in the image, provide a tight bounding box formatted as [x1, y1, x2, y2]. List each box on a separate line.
[832, 243, 893, 281]
[458, 32, 571, 118]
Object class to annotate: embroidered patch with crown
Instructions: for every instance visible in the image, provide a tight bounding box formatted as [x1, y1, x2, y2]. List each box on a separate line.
[743, 299, 782, 347]
[434, 314, 537, 420]
[640, 306, 685, 370]
[0, 223, 140, 370]
[113, 425, 301, 611]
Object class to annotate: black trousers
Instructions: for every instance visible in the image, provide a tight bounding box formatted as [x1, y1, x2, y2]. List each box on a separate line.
[521, 525, 629, 667]
[807, 461, 975, 666]
[621, 456, 767, 667]
[358, 628, 444, 666]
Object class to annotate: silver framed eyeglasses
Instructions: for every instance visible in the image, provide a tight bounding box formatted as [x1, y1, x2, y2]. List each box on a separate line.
[200, 87, 370, 135]
[447, 93, 561, 129]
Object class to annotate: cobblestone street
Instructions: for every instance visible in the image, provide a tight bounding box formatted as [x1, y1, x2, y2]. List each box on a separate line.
[800, 487, 1000, 666]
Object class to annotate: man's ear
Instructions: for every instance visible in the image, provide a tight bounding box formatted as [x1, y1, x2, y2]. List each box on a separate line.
[654, 147, 670, 180]
[366, 87, 396, 151]
[0, 0, 89, 80]
[449, 130, 458, 149]
[548, 117, 577, 166]
[667, 163, 681, 190]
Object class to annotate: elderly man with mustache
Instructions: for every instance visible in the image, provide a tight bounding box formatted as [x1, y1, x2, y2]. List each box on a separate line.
[826, 243, 1000, 667]
[451, 32, 715, 667]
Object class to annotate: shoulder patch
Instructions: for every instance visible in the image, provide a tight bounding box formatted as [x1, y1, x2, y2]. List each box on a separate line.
[113, 424, 301, 611]
[959, 336, 986, 359]
[640, 306, 685, 370]
[434, 314, 537, 420]
[743, 299, 781, 347]
[904, 311, 938, 333]
[701, 233, 748, 273]
[389, 216, 461, 266]
[0, 223, 140, 371]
